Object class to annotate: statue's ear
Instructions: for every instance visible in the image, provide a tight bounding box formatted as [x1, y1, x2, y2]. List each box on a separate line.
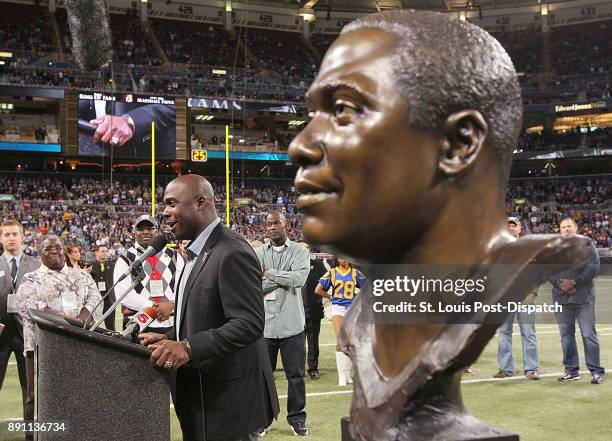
[438, 110, 488, 176]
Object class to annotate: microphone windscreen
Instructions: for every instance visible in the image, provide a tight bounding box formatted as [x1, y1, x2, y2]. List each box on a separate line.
[65, 0, 113, 71]
[150, 234, 168, 253]
[143, 306, 158, 319]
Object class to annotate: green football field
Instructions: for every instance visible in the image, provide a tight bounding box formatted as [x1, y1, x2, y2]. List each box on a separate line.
[1, 277, 611, 441]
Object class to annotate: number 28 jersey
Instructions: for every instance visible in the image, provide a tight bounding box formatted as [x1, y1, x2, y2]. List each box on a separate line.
[319, 267, 366, 307]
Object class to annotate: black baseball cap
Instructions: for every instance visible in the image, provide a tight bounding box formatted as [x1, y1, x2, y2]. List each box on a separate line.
[134, 215, 159, 229]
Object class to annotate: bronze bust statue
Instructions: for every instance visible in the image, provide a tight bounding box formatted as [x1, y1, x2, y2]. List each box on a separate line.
[288, 9, 591, 441]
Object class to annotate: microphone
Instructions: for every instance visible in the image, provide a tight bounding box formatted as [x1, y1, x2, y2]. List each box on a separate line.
[65, 0, 113, 71]
[83, 234, 166, 330]
[78, 119, 97, 133]
[120, 306, 158, 338]
[118, 234, 168, 280]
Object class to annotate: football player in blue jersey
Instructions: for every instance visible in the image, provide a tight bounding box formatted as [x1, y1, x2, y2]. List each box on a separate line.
[316, 258, 365, 386]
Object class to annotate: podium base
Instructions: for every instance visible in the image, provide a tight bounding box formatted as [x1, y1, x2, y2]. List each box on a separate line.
[35, 319, 169, 441]
[341, 416, 519, 441]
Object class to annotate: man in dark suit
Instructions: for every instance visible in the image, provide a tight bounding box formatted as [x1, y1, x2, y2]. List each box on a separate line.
[89, 244, 115, 331]
[0, 220, 40, 439]
[140, 174, 279, 441]
[297, 241, 326, 380]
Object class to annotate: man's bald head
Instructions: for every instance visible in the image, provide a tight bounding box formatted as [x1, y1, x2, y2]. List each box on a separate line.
[163, 174, 218, 240]
[171, 174, 215, 200]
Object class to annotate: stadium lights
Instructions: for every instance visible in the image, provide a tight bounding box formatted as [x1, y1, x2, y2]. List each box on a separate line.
[0, 51, 12, 58]
[300, 8, 315, 22]
[540, 4, 548, 15]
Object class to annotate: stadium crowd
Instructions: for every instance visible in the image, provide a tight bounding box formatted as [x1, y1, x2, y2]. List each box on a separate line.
[0, 173, 609, 254]
[508, 177, 611, 205]
[516, 128, 611, 152]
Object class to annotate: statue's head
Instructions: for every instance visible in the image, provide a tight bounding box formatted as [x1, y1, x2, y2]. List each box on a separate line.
[289, 10, 522, 262]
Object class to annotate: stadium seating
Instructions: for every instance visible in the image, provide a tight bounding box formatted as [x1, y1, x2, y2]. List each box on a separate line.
[550, 20, 611, 76]
[0, 3, 55, 53]
[1, 9, 610, 105]
[151, 19, 241, 67]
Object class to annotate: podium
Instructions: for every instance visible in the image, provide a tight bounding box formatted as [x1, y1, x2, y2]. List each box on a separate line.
[29, 310, 170, 441]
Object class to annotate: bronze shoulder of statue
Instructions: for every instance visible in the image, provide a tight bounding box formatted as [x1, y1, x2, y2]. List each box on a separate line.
[339, 233, 592, 441]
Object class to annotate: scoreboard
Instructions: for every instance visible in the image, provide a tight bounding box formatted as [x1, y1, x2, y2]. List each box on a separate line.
[191, 149, 208, 162]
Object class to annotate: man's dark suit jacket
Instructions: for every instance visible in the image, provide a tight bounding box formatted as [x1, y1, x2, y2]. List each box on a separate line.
[89, 260, 115, 303]
[0, 254, 40, 351]
[127, 104, 176, 159]
[172, 223, 279, 441]
[303, 258, 326, 321]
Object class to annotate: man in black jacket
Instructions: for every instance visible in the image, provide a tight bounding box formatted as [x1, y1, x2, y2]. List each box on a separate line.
[553, 217, 604, 384]
[89, 244, 115, 330]
[140, 174, 279, 441]
[298, 241, 327, 380]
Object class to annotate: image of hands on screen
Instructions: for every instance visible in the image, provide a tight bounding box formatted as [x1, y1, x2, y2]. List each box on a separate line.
[77, 95, 177, 159]
[89, 114, 134, 146]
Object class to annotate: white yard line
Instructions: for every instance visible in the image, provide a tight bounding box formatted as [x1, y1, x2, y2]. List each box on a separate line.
[0, 367, 599, 412]
[274, 369, 595, 399]
[7, 329, 612, 366]
[317, 328, 612, 346]
[462, 370, 592, 384]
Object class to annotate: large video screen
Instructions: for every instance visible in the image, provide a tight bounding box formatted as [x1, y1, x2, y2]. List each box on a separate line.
[78, 92, 176, 159]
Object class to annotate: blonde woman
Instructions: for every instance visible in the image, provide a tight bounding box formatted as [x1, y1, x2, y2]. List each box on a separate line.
[315, 258, 365, 386]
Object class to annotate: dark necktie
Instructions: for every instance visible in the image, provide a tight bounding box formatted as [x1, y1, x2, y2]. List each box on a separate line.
[176, 249, 197, 293]
[186, 249, 197, 262]
[11, 258, 18, 285]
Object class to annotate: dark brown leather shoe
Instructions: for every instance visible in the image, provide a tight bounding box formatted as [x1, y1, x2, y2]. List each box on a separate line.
[493, 370, 513, 378]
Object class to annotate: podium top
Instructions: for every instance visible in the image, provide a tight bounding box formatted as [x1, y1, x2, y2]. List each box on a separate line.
[29, 309, 154, 359]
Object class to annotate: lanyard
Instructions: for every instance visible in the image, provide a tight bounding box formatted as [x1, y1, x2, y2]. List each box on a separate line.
[147, 255, 162, 280]
[136, 247, 161, 280]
